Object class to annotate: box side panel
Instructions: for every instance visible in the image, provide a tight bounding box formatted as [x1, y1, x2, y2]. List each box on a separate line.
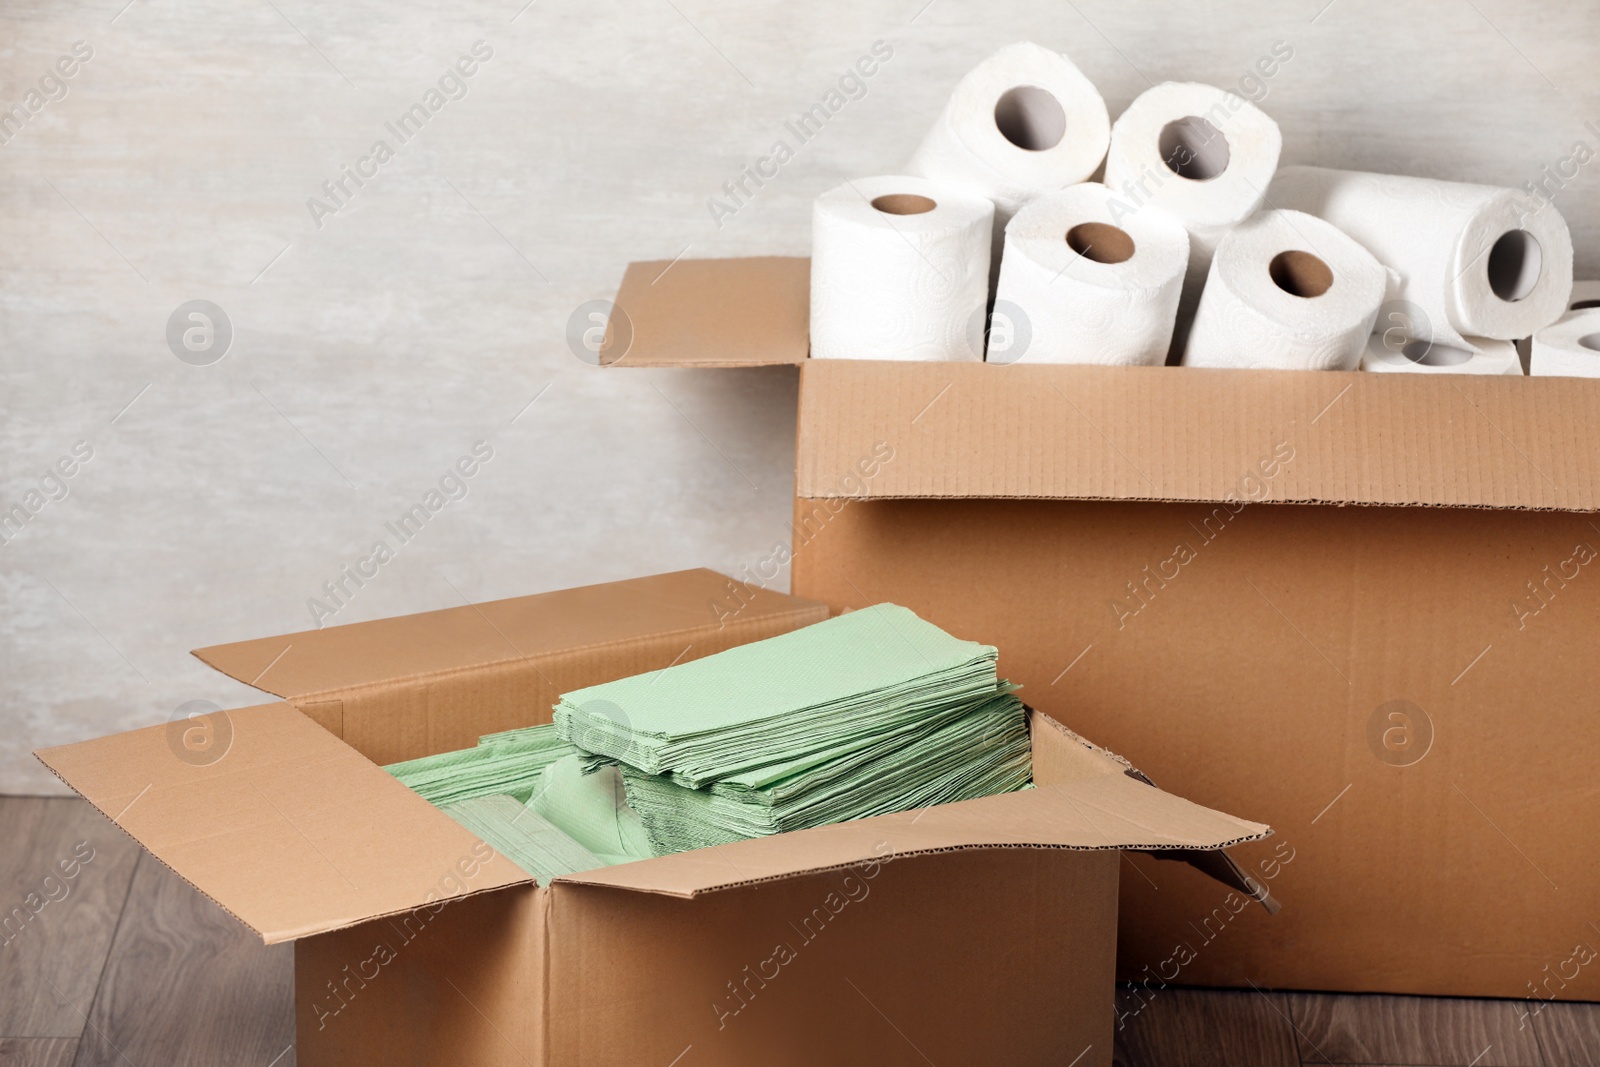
[796, 360, 1600, 510]
[296, 884, 546, 1067]
[322, 600, 830, 766]
[546, 848, 1119, 1066]
[793, 497, 1600, 1000]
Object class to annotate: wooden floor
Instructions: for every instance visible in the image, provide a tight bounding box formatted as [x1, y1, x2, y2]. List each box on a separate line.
[1, 797, 1594, 1067]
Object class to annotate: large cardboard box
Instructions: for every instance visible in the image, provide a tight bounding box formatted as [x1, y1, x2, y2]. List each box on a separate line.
[36, 568, 1269, 1066]
[611, 257, 1600, 1003]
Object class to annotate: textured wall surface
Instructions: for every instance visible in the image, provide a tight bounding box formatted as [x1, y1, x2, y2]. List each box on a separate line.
[3, 0, 1596, 792]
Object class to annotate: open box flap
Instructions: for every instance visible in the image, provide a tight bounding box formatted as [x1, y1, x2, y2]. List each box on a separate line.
[795, 359, 1600, 511]
[606, 256, 809, 367]
[193, 568, 828, 700]
[35, 702, 532, 945]
[555, 712, 1270, 899]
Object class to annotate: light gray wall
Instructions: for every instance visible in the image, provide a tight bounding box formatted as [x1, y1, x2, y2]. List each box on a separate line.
[3, 0, 1596, 793]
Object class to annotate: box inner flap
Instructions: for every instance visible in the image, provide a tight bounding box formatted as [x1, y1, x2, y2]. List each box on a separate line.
[554, 767, 1269, 898]
[193, 568, 826, 699]
[34, 702, 532, 944]
[608, 256, 809, 368]
[795, 359, 1600, 511]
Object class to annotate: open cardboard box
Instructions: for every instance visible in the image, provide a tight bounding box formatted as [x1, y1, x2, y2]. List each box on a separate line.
[36, 568, 1270, 1066]
[610, 256, 1600, 1004]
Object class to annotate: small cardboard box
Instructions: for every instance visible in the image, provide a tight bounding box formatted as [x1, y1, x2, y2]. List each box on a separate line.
[610, 257, 1600, 1003]
[37, 568, 1269, 1066]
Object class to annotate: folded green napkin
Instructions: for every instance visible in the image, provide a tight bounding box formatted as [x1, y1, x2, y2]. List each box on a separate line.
[385, 725, 577, 806]
[440, 794, 603, 883]
[527, 755, 655, 865]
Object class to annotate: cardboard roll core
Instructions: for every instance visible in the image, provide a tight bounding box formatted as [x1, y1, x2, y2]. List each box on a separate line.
[1158, 115, 1230, 180]
[994, 85, 1066, 151]
[1573, 299, 1600, 310]
[1487, 229, 1542, 302]
[871, 193, 937, 216]
[1401, 339, 1473, 366]
[1269, 250, 1334, 298]
[1066, 222, 1136, 265]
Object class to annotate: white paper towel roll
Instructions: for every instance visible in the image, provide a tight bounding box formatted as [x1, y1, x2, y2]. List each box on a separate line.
[1516, 279, 1597, 371]
[810, 176, 993, 362]
[1183, 209, 1386, 371]
[1267, 166, 1574, 347]
[1360, 333, 1521, 375]
[1530, 309, 1600, 378]
[1102, 82, 1282, 358]
[1559, 279, 1600, 320]
[908, 42, 1110, 223]
[988, 182, 1189, 365]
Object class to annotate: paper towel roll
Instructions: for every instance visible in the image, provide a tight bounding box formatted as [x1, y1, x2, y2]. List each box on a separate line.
[907, 41, 1109, 288]
[1516, 279, 1597, 371]
[988, 182, 1189, 365]
[1560, 279, 1600, 319]
[1268, 166, 1574, 347]
[1182, 209, 1386, 371]
[1360, 333, 1521, 375]
[1530, 309, 1600, 378]
[1102, 82, 1282, 358]
[810, 176, 993, 361]
[908, 42, 1110, 222]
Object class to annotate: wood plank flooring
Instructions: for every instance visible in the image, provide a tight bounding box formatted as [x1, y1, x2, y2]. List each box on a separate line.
[1, 797, 1593, 1066]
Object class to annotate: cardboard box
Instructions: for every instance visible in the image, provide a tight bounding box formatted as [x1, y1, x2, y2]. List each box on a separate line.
[611, 257, 1600, 1003]
[36, 567, 1269, 1065]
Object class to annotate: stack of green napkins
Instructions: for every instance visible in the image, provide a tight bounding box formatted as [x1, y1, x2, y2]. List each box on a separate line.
[388, 605, 1033, 868]
[554, 604, 1033, 855]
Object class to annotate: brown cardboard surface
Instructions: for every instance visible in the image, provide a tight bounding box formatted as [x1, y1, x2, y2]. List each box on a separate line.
[557, 727, 1269, 897]
[35, 702, 531, 944]
[793, 497, 1600, 999]
[195, 568, 821, 701]
[193, 569, 830, 765]
[547, 847, 1120, 1066]
[609, 256, 810, 367]
[296, 885, 546, 1067]
[795, 358, 1600, 510]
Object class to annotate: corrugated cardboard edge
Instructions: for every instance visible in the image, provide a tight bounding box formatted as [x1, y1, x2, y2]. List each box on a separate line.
[537, 885, 553, 1067]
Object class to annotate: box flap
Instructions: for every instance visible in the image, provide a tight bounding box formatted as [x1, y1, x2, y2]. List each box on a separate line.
[554, 731, 1269, 898]
[35, 702, 532, 944]
[607, 256, 809, 367]
[1029, 713, 1279, 911]
[796, 359, 1600, 511]
[193, 568, 826, 700]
